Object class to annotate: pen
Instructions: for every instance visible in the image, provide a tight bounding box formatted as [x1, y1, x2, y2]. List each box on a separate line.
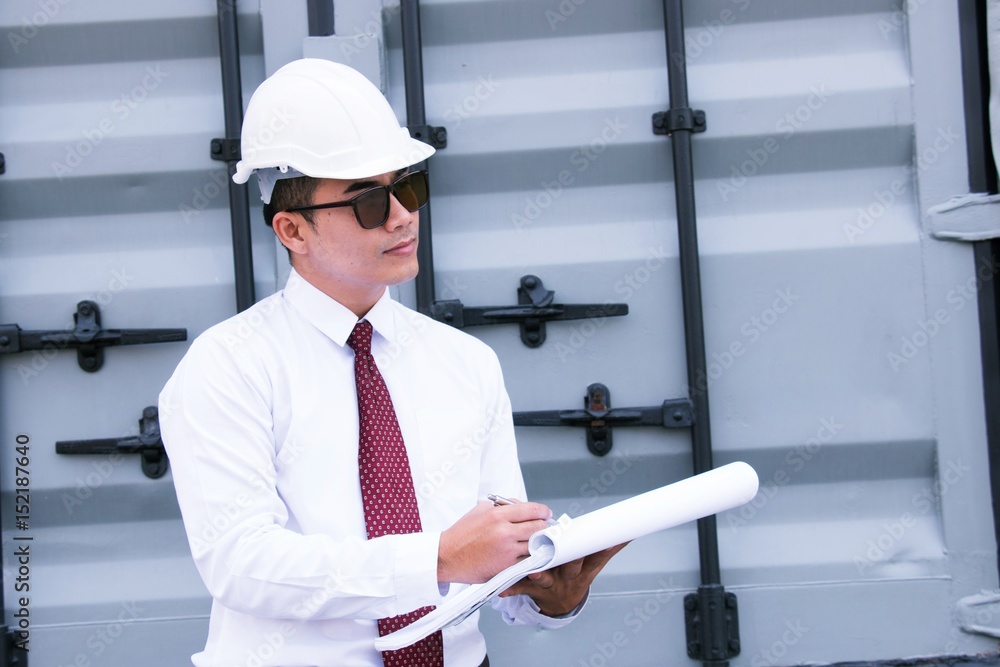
[487, 494, 559, 526]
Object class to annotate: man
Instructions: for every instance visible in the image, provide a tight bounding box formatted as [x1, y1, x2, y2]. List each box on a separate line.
[160, 59, 623, 667]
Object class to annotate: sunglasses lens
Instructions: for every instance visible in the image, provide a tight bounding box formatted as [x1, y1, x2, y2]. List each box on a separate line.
[393, 172, 429, 212]
[354, 190, 390, 229]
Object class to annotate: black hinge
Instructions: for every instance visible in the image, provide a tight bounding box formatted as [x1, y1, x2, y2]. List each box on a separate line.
[407, 124, 447, 149]
[652, 108, 707, 136]
[430, 275, 629, 348]
[0, 153, 6, 175]
[685, 584, 740, 662]
[0, 301, 187, 372]
[56, 406, 168, 479]
[210, 137, 241, 162]
[513, 382, 693, 456]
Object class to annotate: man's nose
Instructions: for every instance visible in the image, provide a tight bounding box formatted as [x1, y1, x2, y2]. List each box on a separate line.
[383, 192, 416, 230]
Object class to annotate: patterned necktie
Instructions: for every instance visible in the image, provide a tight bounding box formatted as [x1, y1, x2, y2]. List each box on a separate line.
[347, 321, 445, 667]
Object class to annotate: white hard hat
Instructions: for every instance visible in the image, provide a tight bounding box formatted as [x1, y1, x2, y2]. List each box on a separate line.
[233, 58, 435, 203]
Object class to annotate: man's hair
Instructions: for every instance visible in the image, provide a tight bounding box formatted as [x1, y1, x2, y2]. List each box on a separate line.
[262, 176, 322, 228]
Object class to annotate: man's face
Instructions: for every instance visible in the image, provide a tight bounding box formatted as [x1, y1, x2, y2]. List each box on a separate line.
[291, 169, 420, 311]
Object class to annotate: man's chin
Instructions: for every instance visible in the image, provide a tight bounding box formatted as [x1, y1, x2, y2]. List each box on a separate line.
[387, 260, 420, 287]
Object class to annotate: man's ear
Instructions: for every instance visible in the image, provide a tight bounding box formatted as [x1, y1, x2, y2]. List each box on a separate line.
[272, 212, 309, 257]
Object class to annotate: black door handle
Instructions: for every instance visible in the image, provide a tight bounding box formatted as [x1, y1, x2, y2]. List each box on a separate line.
[56, 406, 168, 479]
[0, 300, 187, 372]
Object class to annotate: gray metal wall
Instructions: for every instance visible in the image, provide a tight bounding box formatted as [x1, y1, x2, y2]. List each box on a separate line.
[0, 1, 272, 664]
[0, 0, 997, 665]
[377, 0, 1000, 664]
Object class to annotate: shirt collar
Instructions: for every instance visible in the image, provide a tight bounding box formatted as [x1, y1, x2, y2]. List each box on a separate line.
[282, 269, 397, 347]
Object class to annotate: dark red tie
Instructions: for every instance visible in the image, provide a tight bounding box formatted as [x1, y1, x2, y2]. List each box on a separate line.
[348, 321, 445, 667]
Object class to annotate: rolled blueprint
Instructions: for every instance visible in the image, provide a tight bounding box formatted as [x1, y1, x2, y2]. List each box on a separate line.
[530, 460, 760, 568]
[376, 461, 759, 651]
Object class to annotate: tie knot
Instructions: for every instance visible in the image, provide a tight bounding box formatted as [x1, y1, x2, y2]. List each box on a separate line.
[347, 320, 373, 355]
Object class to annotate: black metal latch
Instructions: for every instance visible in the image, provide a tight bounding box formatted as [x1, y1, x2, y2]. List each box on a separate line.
[209, 137, 241, 162]
[0, 300, 187, 372]
[652, 107, 707, 136]
[513, 382, 694, 456]
[685, 584, 740, 661]
[56, 406, 168, 479]
[430, 275, 629, 348]
[407, 124, 447, 149]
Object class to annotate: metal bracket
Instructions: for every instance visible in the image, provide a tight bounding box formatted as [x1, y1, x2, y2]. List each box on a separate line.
[210, 137, 241, 162]
[0, 300, 187, 372]
[685, 584, 740, 662]
[513, 382, 694, 456]
[56, 406, 168, 479]
[684, 584, 740, 662]
[2, 623, 28, 666]
[652, 108, 707, 136]
[430, 275, 629, 348]
[957, 591, 1000, 638]
[407, 124, 447, 149]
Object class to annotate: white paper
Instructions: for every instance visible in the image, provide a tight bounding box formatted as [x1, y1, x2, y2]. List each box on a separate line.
[375, 461, 759, 651]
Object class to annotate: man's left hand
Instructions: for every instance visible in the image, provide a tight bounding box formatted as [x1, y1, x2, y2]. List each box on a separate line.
[498, 542, 629, 617]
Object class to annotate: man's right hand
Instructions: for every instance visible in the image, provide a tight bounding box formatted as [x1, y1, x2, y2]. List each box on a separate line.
[437, 500, 552, 584]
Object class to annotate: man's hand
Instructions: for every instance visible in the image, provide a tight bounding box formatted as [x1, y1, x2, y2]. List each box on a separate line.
[498, 542, 629, 617]
[438, 501, 552, 584]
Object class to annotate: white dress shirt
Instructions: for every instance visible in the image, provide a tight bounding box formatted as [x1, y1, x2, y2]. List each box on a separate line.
[159, 270, 580, 667]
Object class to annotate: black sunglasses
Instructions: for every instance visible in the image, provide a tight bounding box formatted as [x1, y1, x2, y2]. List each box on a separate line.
[286, 170, 429, 230]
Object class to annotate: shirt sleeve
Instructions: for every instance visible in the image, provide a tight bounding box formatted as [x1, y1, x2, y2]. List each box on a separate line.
[492, 588, 590, 628]
[159, 333, 443, 622]
[471, 348, 587, 628]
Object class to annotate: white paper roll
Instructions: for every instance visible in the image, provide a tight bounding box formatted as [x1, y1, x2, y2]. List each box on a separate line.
[377, 461, 759, 651]
[531, 461, 759, 568]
